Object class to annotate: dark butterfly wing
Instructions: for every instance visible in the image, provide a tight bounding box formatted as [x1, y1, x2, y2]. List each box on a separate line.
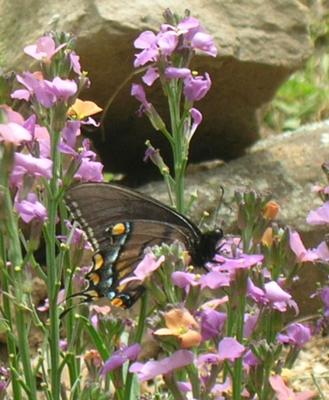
[65, 183, 204, 308]
[82, 220, 194, 307]
[65, 182, 202, 250]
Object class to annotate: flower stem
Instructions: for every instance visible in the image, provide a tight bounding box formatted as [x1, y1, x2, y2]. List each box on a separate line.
[123, 291, 148, 400]
[45, 128, 62, 400]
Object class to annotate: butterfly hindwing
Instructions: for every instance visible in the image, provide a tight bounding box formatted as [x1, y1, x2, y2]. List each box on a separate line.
[65, 183, 223, 308]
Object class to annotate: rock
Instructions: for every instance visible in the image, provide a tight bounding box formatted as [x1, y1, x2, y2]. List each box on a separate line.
[140, 120, 329, 316]
[0, 0, 312, 180]
[142, 120, 329, 236]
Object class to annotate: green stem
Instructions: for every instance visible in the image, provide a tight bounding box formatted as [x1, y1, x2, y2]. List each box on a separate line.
[232, 283, 247, 400]
[123, 291, 148, 400]
[2, 185, 37, 399]
[46, 128, 62, 400]
[0, 233, 21, 399]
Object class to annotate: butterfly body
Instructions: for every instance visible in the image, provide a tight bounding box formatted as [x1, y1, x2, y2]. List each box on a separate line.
[65, 183, 223, 308]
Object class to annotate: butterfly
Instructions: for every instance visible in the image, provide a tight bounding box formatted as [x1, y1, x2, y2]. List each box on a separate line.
[65, 183, 223, 308]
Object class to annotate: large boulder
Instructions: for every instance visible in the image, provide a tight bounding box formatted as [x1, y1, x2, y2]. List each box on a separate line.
[0, 0, 312, 179]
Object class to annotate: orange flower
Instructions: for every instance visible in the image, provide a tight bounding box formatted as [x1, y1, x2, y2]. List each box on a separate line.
[68, 99, 102, 119]
[154, 308, 201, 348]
[84, 349, 102, 368]
[261, 227, 273, 246]
[263, 201, 280, 220]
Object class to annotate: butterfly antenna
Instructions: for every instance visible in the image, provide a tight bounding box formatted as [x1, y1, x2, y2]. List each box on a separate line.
[212, 186, 224, 229]
[59, 290, 93, 319]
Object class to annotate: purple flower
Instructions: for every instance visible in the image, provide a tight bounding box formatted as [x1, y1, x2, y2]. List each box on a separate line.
[12, 72, 77, 108]
[243, 350, 260, 370]
[133, 31, 159, 67]
[131, 83, 152, 112]
[11, 152, 52, 187]
[61, 120, 81, 149]
[197, 337, 245, 366]
[58, 220, 92, 250]
[0, 105, 25, 124]
[200, 308, 227, 340]
[50, 77, 77, 102]
[183, 72, 212, 102]
[188, 108, 203, 140]
[15, 193, 47, 223]
[319, 287, 329, 317]
[307, 202, 329, 225]
[156, 30, 179, 56]
[191, 32, 217, 57]
[24, 36, 66, 62]
[74, 158, 103, 182]
[171, 271, 200, 289]
[120, 253, 165, 285]
[177, 16, 202, 40]
[289, 231, 318, 262]
[218, 337, 245, 361]
[315, 241, 329, 262]
[264, 281, 298, 314]
[244, 312, 259, 338]
[277, 323, 311, 347]
[165, 67, 191, 79]
[129, 350, 193, 382]
[0, 122, 32, 145]
[248, 279, 298, 313]
[269, 374, 316, 400]
[142, 67, 159, 86]
[69, 51, 82, 74]
[199, 270, 230, 289]
[59, 339, 68, 351]
[247, 278, 266, 303]
[211, 253, 263, 274]
[101, 344, 141, 376]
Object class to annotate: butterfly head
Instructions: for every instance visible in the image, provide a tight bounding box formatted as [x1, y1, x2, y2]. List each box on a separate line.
[194, 228, 223, 266]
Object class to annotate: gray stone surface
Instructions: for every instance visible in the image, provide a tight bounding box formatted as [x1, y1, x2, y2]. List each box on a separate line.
[0, 0, 312, 178]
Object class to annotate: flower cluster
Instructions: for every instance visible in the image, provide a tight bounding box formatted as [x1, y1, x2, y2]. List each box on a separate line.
[99, 188, 323, 399]
[131, 10, 218, 212]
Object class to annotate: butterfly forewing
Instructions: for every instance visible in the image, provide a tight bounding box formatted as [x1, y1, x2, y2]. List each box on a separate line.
[65, 183, 204, 308]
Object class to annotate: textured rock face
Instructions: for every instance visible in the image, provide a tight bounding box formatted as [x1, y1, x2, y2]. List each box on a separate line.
[141, 120, 329, 315]
[0, 0, 312, 178]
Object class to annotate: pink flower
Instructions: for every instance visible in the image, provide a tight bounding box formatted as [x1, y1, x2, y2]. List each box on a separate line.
[142, 67, 159, 86]
[183, 72, 212, 102]
[24, 36, 66, 62]
[188, 107, 203, 141]
[277, 323, 312, 348]
[165, 67, 191, 79]
[269, 375, 316, 400]
[199, 270, 231, 289]
[197, 337, 245, 366]
[172, 271, 201, 289]
[307, 202, 329, 225]
[191, 31, 217, 57]
[12, 72, 77, 108]
[101, 344, 141, 376]
[74, 158, 103, 182]
[315, 241, 329, 262]
[15, 192, 47, 223]
[0, 122, 32, 145]
[264, 281, 298, 314]
[133, 31, 159, 67]
[120, 253, 165, 285]
[69, 51, 82, 74]
[129, 350, 193, 382]
[200, 308, 226, 340]
[289, 231, 318, 262]
[11, 152, 52, 187]
[218, 337, 245, 361]
[131, 83, 152, 112]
